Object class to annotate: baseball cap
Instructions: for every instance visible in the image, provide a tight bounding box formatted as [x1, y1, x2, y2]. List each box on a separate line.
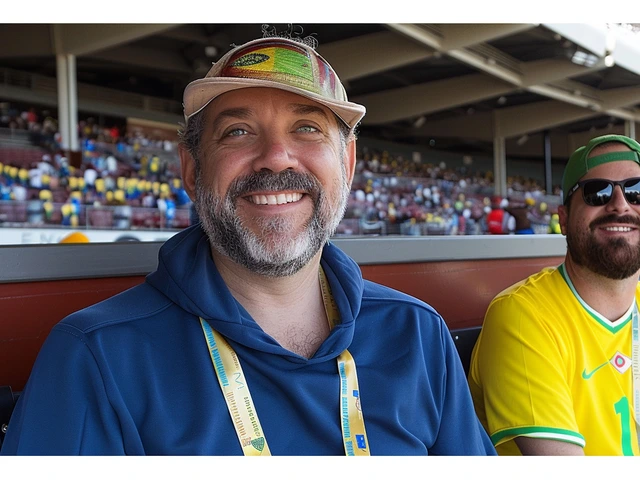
[183, 36, 366, 130]
[562, 134, 640, 203]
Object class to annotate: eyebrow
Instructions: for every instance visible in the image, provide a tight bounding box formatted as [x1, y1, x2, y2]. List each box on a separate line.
[288, 103, 331, 122]
[210, 107, 253, 134]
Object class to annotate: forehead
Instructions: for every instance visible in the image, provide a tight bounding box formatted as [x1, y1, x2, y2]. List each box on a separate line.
[205, 87, 336, 121]
[583, 143, 640, 180]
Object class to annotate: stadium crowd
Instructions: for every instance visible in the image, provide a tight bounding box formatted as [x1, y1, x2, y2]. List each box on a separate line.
[0, 103, 562, 236]
[339, 146, 560, 236]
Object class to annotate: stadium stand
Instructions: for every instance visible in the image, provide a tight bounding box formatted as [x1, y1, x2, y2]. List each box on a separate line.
[0, 104, 563, 239]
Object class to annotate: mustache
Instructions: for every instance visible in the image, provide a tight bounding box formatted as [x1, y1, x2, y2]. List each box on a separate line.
[590, 214, 640, 229]
[227, 170, 321, 200]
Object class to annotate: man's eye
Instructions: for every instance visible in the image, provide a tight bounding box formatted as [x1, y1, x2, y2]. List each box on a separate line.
[226, 128, 248, 137]
[297, 125, 319, 133]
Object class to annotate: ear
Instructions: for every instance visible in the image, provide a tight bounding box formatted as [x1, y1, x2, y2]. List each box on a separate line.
[558, 204, 568, 235]
[344, 138, 357, 187]
[179, 144, 197, 201]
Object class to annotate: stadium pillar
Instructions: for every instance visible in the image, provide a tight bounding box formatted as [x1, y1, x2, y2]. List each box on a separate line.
[493, 136, 507, 197]
[543, 130, 552, 194]
[625, 120, 636, 140]
[56, 54, 81, 168]
[56, 55, 69, 151]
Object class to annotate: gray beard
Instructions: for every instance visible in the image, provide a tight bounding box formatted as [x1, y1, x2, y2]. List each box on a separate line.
[195, 167, 349, 277]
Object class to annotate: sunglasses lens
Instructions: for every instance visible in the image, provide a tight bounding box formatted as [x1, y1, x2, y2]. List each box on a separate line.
[624, 178, 640, 205]
[582, 180, 612, 206]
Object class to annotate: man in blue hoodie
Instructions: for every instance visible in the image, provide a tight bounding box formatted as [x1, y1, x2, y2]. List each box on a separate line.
[1, 33, 495, 456]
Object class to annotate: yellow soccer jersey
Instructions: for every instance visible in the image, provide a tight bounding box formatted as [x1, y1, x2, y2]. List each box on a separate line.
[469, 265, 640, 456]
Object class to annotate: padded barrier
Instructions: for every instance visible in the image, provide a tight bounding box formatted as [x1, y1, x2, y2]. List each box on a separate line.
[0, 256, 563, 392]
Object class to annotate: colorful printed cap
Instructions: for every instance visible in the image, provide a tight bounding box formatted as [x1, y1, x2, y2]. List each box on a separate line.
[562, 134, 640, 203]
[183, 37, 366, 130]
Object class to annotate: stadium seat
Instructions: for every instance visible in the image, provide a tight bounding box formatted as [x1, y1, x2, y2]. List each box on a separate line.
[450, 326, 482, 376]
[173, 209, 190, 228]
[88, 209, 114, 228]
[359, 218, 386, 235]
[0, 386, 19, 449]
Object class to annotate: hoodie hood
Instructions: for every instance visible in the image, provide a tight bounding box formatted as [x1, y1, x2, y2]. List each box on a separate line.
[146, 225, 364, 362]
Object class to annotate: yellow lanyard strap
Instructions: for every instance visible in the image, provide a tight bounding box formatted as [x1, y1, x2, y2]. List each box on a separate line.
[319, 267, 370, 455]
[199, 266, 369, 455]
[200, 319, 271, 456]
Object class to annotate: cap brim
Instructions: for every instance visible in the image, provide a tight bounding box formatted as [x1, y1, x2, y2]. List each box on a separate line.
[184, 77, 366, 130]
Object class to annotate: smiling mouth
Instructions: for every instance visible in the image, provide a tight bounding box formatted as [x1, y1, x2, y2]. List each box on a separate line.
[247, 192, 304, 205]
[602, 226, 634, 232]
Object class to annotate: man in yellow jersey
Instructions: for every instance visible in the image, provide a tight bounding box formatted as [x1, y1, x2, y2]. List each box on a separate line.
[2, 29, 494, 455]
[469, 133, 640, 455]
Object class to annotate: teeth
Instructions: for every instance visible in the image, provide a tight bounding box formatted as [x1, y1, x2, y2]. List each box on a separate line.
[605, 226, 633, 232]
[250, 192, 303, 205]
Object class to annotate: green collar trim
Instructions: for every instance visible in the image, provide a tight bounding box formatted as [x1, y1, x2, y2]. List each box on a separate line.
[558, 264, 632, 334]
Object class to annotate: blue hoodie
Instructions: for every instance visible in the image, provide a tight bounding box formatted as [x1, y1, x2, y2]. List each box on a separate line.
[2, 225, 495, 455]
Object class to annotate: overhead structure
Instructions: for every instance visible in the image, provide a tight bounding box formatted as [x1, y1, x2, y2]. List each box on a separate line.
[0, 23, 639, 192]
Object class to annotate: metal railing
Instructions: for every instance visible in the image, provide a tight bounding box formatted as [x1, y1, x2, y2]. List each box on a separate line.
[0, 200, 191, 231]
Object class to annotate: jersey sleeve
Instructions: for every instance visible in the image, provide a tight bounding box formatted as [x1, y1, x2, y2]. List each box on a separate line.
[0, 325, 127, 455]
[472, 294, 585, 449]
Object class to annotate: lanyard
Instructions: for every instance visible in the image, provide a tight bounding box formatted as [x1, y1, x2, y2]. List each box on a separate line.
[318, 267, 369, 456]
[199, 266, 370, 456]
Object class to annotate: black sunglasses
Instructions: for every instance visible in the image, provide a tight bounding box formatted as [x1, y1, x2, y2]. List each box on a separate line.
[565, 177, 640, 206]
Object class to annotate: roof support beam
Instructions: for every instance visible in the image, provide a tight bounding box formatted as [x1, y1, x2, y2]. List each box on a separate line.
[384, 23, 632, 125]
[355, 73, 514, 125]
[89, 45, 192, 74]
[495, 101, 595, 138]
[386, 23, 443, 50]
[600, 86, 640, 111]
[157, 25, 209, 44]
[387, 23, 523, 85]
[51, 24, 178, 56]
[319, 31, 435, 81]
[520, 58, 608, 86]
[419, 82, 640, 141]
[0, 25, 54, 58]
[440, 24, 538, 50]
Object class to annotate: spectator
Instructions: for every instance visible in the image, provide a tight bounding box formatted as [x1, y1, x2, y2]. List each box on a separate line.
[11, 183, 26, 202]
[106, 153, 118, 174]
[504, 197, 535, 234]
[486, 196, 512, 234]
[470, 134, 640, 455]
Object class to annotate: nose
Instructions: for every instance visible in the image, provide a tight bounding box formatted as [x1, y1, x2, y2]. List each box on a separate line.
[251, 135, 299, 173]
[605, 183, 631, 213]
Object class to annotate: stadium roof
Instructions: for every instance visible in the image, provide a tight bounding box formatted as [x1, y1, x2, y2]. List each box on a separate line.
[1, 23, 639, 160]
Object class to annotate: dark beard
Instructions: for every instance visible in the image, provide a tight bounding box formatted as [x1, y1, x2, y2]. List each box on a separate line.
[566, 214, 640, 280]
[195, 168, 348, 277]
